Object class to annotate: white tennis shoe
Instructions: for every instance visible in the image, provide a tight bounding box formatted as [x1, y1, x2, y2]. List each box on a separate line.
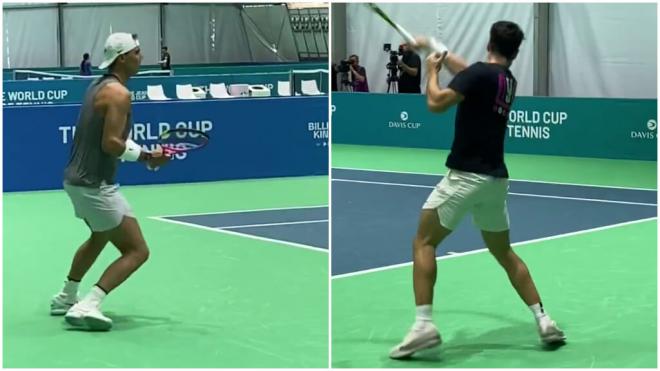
[389, 322, 442, 359]
[50, 292, 78, 316]
[65, 302, 113, 331]
[537, 316, 566, 344]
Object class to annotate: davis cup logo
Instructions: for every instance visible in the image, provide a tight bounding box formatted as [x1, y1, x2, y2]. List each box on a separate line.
[630, 119, 656, 140]
[389, 111, 421, 129]
[647, 119, 656, 131]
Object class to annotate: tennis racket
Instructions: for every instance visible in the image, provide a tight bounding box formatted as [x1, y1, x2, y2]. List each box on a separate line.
[365, 3, 416, 45]
[158, 128, 209, 156]
[365, 3, 448, 57]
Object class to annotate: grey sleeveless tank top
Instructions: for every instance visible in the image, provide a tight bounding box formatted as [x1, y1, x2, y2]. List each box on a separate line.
[64, 75, 132, 187]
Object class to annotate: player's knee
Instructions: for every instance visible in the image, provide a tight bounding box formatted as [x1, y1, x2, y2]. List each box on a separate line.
[413, 234, 436, 250]
[412, 235, 422, 247]
[490, 247, 514, 265]
[134, 245, 150, 265]
[412, 237, 422, 251]
[121, 242, 149, 265]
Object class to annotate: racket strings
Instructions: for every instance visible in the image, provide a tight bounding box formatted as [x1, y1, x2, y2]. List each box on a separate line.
[161, 142, 201, 150]
[158, 129, 209, 154]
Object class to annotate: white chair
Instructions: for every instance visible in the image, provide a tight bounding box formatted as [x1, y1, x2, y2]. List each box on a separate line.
[147, 85, 171, 100]
[176, 84, 202, 100]
[209, 83, 235, 99]
[192, 86, 207, 98]
[229, 83, 250, 97]
[248, 84, 271, 97]
[278, 81, 292, 96]
[301, 79, 323, 95]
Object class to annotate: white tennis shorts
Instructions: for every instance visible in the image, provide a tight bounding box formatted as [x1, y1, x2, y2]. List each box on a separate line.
[63, 181, 134, 232]
[422, 169, 510, 232]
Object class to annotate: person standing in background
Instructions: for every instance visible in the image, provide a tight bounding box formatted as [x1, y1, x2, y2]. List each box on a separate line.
[348, 54, 369, 92]
[397, 43, 422, 93]
[80, 53, 92, 76]
[159, 46, 171, 70]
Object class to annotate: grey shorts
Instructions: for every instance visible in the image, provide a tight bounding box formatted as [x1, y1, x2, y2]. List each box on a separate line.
[422, 169, 510, 232]
[63, 181, 134, 232]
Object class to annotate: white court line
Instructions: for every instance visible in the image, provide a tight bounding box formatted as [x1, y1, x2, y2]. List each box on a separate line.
[220, 219, 328, 229]
[160, 204, 328, 218]
[332, 216, 658, 279]
[332, 178, 657, 206]
[332, 166, 657, 191]
[150, 216, 328, 253]
[333, 178, 432, 189]
[508, 192, 656, 206]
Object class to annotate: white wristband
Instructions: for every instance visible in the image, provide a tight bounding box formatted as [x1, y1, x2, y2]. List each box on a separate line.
[428, 37, 449, 55]
[119, 139, 142, 162]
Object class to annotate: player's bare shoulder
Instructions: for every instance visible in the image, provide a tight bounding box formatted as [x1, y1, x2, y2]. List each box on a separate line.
[94, 81, 131, 113]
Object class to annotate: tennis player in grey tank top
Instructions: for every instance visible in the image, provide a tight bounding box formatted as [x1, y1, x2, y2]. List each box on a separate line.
[64, 75, 132, 187]
[53, 33, 171, 331]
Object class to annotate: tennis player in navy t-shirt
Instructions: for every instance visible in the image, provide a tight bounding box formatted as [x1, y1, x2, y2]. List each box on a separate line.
[390, 21, 566, 359]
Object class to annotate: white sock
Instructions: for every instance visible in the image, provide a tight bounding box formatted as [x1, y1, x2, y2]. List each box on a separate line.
[529, 303, 547, 322]
[62, 280, 79, 298]
[81, 285, 107, 308]
[415, 304, 433, 325]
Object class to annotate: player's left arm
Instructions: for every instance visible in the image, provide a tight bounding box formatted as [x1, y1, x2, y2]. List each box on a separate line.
[425, 53, 463, 113]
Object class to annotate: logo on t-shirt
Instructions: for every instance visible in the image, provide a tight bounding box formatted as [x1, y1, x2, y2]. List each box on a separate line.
[493, 73, 515, 117]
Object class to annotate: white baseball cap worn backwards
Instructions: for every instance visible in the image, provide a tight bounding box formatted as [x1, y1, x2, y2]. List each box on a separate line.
[99, 32, 140, 69]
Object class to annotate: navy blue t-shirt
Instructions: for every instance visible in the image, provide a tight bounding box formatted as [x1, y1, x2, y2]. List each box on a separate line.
[446, 62, 516, 178]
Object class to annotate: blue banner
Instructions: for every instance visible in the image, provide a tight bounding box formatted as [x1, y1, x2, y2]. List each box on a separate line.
[4, 97, 329, 192]
[331, 93, 657, 161]
[3, 72, 328, 106]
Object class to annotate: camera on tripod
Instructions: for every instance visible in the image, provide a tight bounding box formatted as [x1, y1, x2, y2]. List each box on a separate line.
[383, 43, 403, 92]
[336, 59, 354, 91]
[384, 43, 404, 70]
[337, 59, 351, 73]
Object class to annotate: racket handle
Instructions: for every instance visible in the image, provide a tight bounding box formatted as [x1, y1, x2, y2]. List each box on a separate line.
[162, 147, 176, 156]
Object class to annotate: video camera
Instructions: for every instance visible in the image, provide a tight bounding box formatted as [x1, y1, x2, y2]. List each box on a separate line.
[337, 59, 351, 73]
[383, 43, 404, 70]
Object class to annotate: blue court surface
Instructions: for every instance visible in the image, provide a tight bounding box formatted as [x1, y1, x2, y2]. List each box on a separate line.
[154, 206, 328, 251]
[331, 169, 657, 276]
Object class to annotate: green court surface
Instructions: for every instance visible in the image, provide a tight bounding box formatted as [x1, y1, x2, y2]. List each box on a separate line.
[4, 176, 328, 368]
[331, 144, 657, 368]
[332, 144, 657, 189]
